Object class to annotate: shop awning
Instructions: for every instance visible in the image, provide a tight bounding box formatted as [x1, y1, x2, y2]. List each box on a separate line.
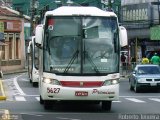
[150, 25, 160, 40]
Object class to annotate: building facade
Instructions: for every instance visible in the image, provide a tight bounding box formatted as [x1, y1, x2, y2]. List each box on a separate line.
[12, 0, 121, 17]
[121, 0, 160, 62]
[12, 0, 121, 37]
[0, 6, 29, 72]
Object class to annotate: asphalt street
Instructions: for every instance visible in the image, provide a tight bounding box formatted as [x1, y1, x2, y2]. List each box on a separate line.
[0, 73, 160, 120]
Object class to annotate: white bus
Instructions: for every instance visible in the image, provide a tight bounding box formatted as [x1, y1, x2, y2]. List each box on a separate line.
[35, 6, 127, 110]
[27, 36, 39, 87]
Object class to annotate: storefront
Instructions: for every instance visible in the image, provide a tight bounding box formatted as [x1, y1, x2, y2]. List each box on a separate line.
[121, 2, 160, 62]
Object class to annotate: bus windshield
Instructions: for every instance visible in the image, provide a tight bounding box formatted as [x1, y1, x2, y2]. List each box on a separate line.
[43, 16, 119, 75]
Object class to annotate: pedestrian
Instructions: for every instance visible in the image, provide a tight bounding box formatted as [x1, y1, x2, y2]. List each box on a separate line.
[121, 53, 126, 68]
[151, 53, 160, 65]
[142, 56, 149, 64]
[131, 57, 136, 69]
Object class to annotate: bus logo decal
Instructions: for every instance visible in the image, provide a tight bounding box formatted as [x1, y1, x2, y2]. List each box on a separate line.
[80, 82, 84, 86]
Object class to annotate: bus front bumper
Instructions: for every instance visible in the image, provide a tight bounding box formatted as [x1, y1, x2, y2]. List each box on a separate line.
[40, 84, 119, 101]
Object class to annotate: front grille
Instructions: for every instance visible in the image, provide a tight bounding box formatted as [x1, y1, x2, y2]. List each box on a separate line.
[146, 79, 152, 81]
[154, 79, 160, 81]
[60, 81, 103, 87]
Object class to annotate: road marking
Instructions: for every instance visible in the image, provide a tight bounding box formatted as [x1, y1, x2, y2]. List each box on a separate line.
[149, 98, 160, 102]
[15, 96, 26, 101]
[35, 97, 40, 101]
[13, 75, 26, 96]
[56, 117, 80, 120]
[120, 96, 160, 98]
[113, 100, 121, 103]
[16, 95, 39, 97]
[21, 113, 43, 116]
[125, 98, 146, 103]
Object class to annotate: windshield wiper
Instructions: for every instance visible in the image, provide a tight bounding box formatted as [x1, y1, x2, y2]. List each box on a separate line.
[63, 50, 79, 73]
[84, 51, 100, 74]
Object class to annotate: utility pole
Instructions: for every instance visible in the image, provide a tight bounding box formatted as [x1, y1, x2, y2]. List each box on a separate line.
[158, 0, 160, 24]
[108, 0, 112, 11]
[30, 0, 37, 36]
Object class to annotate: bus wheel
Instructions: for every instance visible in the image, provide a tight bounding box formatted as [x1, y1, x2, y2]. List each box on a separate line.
[0, 71, 3, 78]
[33, 82, 38, 87]
[29, 73, 32, 83]
[102, 101, 112, 111]
[40, 96, 44, 104]
[44, 100, 53, 110]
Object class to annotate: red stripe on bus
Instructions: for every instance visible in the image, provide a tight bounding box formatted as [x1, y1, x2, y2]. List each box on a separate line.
[60, 81, 103, 87]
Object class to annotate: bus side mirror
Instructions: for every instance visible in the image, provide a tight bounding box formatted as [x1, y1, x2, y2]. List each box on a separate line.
[119, 26, 128, 47]
[35, 24, 43, 46]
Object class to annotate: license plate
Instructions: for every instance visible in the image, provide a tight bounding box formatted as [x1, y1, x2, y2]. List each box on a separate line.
[75, 91, 88, 96]
[150, 83, 157, 86]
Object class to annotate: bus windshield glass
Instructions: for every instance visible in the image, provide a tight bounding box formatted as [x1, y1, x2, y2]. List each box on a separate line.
[43, 16, 119, 75]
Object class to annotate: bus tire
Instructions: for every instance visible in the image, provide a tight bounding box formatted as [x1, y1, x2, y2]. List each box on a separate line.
[0, 71, 3, 78]
[40, 95, 44, 104]
[102, 101, 112, 111]
[33, 82, 37, 87]
[44, 100, 53, 110]
[29, 78, 32, 83]
[29, 73, 32, 83]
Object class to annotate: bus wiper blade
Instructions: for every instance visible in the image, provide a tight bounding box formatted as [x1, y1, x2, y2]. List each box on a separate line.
[64, 50, 79, 73]
[84, 51, 100, 74]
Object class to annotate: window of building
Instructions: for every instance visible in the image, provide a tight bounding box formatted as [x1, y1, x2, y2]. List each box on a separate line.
[2, 33, 7, 60]
[15, 33, 20, 59]
[8, 33, 14, 59]
[3, 33, 21, 60]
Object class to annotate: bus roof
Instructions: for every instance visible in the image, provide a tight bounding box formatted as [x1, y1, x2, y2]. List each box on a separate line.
[45, 6, 117, 17]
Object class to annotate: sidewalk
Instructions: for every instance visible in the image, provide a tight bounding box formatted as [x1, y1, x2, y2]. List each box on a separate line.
[3, 68, 28, 75]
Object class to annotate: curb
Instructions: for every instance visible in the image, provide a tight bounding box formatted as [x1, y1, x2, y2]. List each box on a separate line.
[3, 69, 27, 75]
[0, 80, 6, 100]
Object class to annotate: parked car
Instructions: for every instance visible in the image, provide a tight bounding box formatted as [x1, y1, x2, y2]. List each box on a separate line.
[129, 64, 160, 93]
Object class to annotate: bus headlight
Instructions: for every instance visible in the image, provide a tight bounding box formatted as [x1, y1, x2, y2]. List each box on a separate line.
[34, 70, 39, 75]
[103, 79, 119, 86]
[42, 78, 61, 85]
